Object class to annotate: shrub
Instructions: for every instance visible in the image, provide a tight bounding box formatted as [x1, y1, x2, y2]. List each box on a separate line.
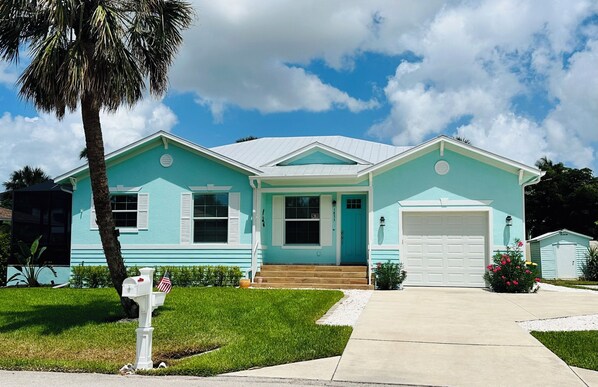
[7, 235, 56, 287]
[484, 239, 540, 293]
[71, 264, 244, 288]
[581, 246, 598, 281]
[374, 261, 407, 290]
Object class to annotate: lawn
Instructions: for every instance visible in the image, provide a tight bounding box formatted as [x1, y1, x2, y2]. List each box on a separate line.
[532, 331, 598, 371]
[0, 287, 351, 375]
[543, 279, 598, 290]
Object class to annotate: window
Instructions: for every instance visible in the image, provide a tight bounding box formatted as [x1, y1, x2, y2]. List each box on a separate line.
[110, 194, 138, 228]
[193, 193, 228, 243]
[285, 196, 320, 244]
[346, 199, 361, 209]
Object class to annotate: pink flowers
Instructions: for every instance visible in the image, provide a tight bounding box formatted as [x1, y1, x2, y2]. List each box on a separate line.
[525, 269, 531, 274]
[501, 260, 506, 265]
[487, 264, 494, 271]
[535, 278, 541, 282]
[506, 258, 511, 263]
[513, 280, 519, 285]
[501, 276, 506, 280]
[506, 281, 511, 286]
[516, 266, 520, 269]
[518, 241, 523, 247]
[502, 254, 509, 259]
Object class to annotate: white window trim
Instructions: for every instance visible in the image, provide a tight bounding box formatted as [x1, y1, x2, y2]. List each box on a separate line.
[110, 193, 140, 231]
[192, 192, 229, 244]
[284, 196, 321, 246]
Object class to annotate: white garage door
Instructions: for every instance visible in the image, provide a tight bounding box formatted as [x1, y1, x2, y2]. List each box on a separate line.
[402, 212, 488, 287]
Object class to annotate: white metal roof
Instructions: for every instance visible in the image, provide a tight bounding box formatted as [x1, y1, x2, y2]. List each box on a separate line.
[211, 136, 410, 170]
[528, 229, 593, 242]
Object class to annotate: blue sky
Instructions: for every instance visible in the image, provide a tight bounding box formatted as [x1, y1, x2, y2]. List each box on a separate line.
[1, 0, 597, 182]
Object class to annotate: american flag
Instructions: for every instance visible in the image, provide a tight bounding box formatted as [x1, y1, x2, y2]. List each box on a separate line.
[157, 272, 172, 293]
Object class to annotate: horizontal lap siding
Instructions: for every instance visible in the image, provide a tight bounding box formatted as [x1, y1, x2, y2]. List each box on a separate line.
[71, 248, 252, 273]
[371, 249, 400, 266]
[576, 245, 587, 277]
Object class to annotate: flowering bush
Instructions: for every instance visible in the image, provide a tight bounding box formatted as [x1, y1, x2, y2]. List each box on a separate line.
[483, 239, 540, 293]
[374, 261, 407, 290]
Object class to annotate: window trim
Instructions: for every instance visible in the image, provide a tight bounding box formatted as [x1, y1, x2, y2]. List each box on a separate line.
[284, 196, 321, 246]
[110, 193, 139, 230]
[192, 192, 229, 244]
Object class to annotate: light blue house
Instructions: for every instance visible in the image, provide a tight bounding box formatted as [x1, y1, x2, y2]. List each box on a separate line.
[529, 229, 593, 279]
[54, 132, 544, 288]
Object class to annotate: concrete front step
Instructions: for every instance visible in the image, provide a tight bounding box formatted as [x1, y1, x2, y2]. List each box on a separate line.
[256, 270, 367, 279]
[252, 283, 374, 290]
[256, 276, 368, 285]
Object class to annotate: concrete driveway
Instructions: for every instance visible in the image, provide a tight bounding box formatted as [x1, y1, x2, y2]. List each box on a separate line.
[333, 287, 598, 387]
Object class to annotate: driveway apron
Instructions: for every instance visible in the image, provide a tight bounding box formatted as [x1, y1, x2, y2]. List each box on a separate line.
[333, 287, 598, 387]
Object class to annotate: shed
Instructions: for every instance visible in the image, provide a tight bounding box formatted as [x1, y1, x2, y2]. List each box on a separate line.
[528, 229, 593, 279]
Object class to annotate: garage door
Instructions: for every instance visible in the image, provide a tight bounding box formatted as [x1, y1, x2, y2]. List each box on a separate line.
[402, 212, 488, 287]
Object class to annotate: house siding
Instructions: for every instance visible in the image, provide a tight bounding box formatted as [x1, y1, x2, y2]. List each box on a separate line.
[372, 149, 524, 263]
[70, 142, 254, 273]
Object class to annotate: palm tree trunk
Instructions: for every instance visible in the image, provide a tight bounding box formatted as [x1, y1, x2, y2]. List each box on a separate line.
[81, 95, 138, 318]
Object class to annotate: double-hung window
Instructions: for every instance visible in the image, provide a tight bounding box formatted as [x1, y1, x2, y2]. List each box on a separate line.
[193, 193, 228, 243]
[110, 194, 138, 228]
[285, 196, 320, 244]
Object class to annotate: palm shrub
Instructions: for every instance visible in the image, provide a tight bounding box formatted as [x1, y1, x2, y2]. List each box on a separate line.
[374, 261, 407, 290]
[484, 239, 540, 293]
[581, 246, 598, 281]
[7, 236, 56, 287]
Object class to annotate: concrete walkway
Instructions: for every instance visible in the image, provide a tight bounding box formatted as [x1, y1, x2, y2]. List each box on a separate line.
[234, 287, 598, 386]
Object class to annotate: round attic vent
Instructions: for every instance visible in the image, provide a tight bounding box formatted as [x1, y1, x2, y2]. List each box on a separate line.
[435, 160, 450, 175]
[160, 154, 173, 168]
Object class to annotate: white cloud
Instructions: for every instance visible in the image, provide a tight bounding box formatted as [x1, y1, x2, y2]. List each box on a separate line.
[367, 0, 598, 168]
[170, 0, 444, 117]
[0, 62, 18, 85]
[0, 99, 177, 183]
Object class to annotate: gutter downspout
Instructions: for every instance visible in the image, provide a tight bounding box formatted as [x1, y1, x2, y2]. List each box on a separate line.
[368, 172, 373, 286]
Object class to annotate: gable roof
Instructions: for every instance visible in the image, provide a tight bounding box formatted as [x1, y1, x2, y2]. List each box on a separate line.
[54, 131, 261, 183]
[264, 142, 372, 167]
[528, 229, 593, 242]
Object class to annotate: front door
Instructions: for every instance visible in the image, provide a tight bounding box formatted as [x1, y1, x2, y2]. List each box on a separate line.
[555, 243, 577, 279]
[341, 195, 367, 265]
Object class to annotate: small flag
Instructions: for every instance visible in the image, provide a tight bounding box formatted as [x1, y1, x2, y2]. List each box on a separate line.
[157, 272, 172, 293]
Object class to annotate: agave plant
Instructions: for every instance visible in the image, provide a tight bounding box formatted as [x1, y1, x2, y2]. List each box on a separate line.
[7, 236, 56, 287]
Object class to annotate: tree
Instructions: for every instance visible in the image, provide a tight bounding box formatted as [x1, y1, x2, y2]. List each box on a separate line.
[0, 1, 193, 317]
[236, 136, 258, 143]
[453, 136, 471, 144]
[1, 166, 51, 208]
[79, 148, 88, 160]
[526, 157, 598, 239]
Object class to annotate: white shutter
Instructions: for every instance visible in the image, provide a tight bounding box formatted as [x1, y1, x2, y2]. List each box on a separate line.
[228, 192, 240, 244]
[90, 195, 98, 230]
[272, 195, 284, 246]
[180, 192, 192, 244]
[320, 195, 332, 246]
[137, 193, 149, 230]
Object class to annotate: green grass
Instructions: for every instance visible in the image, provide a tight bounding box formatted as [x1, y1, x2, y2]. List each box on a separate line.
[0, 287, 351, 375]
[532, 331, 598, 371]
[543, 279, 598, 290]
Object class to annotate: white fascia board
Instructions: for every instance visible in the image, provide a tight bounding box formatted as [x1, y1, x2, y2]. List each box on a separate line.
[528, 229, 593, 242]
[263, 142, 371, 167]
[55, 131, 261, 183]
[359, 135, 543, 178]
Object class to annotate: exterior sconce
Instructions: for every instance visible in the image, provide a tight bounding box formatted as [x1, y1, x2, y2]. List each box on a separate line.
[505, 215, 513, 227]
[380, 216, 386, 227]
[332, 200, 337, 207]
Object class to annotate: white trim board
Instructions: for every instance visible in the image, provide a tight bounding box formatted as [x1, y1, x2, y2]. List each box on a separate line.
[263, 142, 372, 167]
[398, 199, 493, 207]
[259, 186, 370, 193]
[188, 184, 232, 191]
[71, 244, 252, 250]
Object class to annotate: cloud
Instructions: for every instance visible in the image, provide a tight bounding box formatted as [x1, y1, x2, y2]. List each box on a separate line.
[0, 99, 177, 183]
[170, 0, 444, 119]
[367, 0, 598, 168]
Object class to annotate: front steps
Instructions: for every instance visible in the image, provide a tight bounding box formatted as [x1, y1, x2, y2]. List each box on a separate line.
[253, 265, 373, 290]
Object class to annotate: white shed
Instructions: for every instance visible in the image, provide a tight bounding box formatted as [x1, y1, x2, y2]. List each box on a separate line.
[528, 229, 592, 279]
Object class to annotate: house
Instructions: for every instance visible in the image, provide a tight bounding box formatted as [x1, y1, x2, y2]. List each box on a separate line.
[528, 229, 592, 279]
[52, 131, 544, 288]
[0, 206, 11, 224]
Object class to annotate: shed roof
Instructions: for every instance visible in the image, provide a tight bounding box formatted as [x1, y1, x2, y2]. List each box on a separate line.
[528, 229, 593, 242]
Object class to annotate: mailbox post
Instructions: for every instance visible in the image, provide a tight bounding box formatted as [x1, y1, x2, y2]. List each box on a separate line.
[122, 267, 167, 370]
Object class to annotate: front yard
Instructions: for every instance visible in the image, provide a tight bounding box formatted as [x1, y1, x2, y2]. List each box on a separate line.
[532, 331, 598, 371]
[0, 287, 351, 375]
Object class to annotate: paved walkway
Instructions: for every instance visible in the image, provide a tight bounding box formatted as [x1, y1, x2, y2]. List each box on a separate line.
[234, 287, 598, 386]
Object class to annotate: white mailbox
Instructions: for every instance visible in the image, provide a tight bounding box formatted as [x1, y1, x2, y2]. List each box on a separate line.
[122, 276, 152, 298]
[121, 267, 168, 370]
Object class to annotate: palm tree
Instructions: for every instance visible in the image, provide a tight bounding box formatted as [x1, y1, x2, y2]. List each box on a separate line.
[2, 166, 51, 208]
[0, 1, 193, 317]
[453, 136, 472, 145]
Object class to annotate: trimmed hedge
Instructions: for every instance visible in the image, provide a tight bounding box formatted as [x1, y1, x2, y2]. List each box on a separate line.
[71, 265, 243, 288]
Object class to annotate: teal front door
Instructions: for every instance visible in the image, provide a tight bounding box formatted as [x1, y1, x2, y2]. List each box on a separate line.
[341, 195, 367, 265]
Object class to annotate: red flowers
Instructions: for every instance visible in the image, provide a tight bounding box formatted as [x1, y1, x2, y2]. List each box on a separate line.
[535, 278, 541, 282]
[525, 269, 531, 274]
[513, 280, 519, 285]
[501, 260, 506, 265]
[517, 241, 523, 247]
[506, 258, 511, 263]
[506, 281, 511, 286]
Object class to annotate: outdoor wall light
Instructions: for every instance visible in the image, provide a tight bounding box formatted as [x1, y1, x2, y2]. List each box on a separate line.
[505, 215, 513, 227]
[332, 200, 337, 207]
[380, 216, 386, 227]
